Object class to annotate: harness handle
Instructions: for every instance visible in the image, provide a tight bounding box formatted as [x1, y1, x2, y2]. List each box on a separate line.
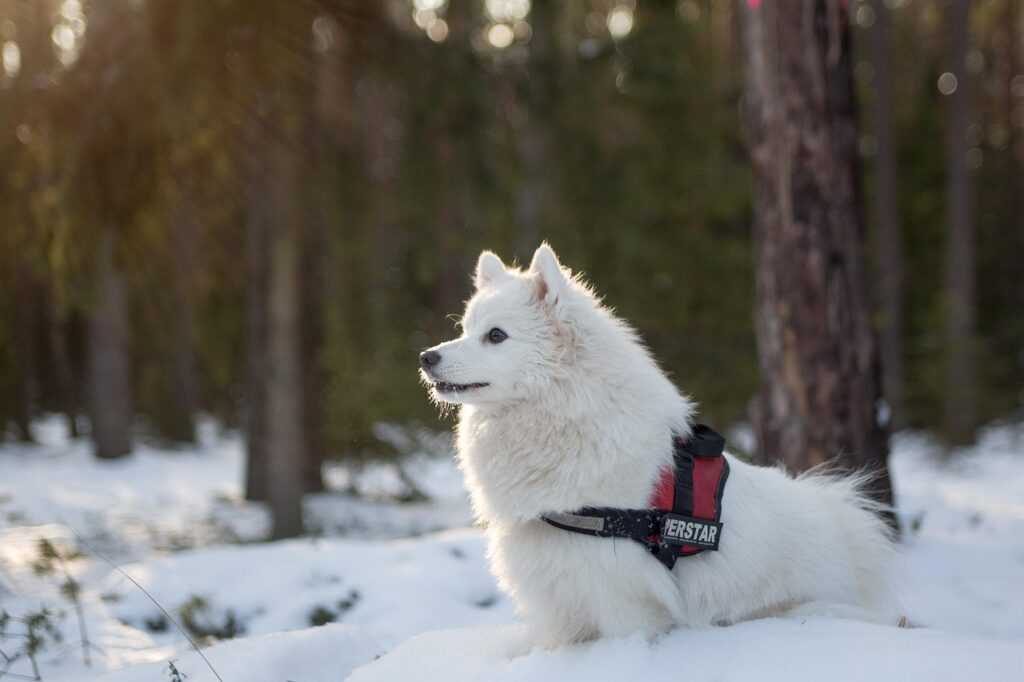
[678, 424, 726, 458]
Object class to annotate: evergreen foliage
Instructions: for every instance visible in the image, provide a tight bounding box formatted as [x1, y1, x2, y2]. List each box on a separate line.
[0, 0, 1021, 456]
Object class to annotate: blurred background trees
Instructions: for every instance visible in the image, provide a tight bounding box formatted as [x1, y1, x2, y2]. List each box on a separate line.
[2, 0, 1023, 532]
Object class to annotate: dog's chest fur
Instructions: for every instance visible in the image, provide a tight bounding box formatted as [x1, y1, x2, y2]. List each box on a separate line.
[455, 400, 693, 643]
[455, 401, 677, 524]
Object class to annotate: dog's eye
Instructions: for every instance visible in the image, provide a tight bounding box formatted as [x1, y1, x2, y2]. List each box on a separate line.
[486, 327, 508, 344]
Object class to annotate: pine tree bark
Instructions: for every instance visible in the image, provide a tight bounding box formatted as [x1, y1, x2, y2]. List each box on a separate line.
[6, 0, 57, 444]
[941, 0, 977, 446]
[163, 195, 199, 445]
[300, 222, 327, 495]
[87, 230, 133, 459]
[738, 0, 895, 513]
[867, 0, 905, 429]
[301, 14, 352, 494]
[266, 129, 306, 539]
[244, 112, 271, 502]
[48, 306, 81, 439]
[513, 0, 559, 255]
[1009, 0, 1024, 369]
[432, 2, 479, 315]
[243, 90, 306, 534]
[12, 267, 37, 443]
[241, 6, 311, 536]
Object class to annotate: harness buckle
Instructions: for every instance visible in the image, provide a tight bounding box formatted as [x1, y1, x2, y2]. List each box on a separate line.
[649, 542, 678, 570]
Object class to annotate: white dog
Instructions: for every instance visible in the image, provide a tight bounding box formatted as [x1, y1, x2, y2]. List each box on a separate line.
[420, 243, 896, 647]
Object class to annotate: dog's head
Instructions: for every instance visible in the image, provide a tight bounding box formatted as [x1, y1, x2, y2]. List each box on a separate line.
[419, 243, 581, 406]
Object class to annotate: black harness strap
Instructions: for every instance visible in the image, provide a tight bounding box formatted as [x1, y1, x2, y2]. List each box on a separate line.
[542, 507, 670, 567]
[674, 449, 694, 517]
[542, 509, 662, 540]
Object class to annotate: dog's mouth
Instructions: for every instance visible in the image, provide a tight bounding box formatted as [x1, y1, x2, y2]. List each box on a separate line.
[433, 381, 490, 394]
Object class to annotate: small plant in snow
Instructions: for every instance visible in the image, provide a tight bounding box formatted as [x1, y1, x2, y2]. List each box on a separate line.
[0, 607, 63, 680]
[144, 614, 171, 633]
[167, 660, 187, 681]
[307, 606, 336, 627]
[306, 589, 361, 627]
[178, 596, 245, 642]
[30, 538, 97, 667]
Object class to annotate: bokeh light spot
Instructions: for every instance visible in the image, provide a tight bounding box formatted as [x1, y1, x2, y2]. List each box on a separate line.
[427, 19, 449, 43]
[937, 72, 958, 96]
[2, 41, 19, 78]
[52, 24, 75, 52]
[412, 0, 446, 11]
[678, 0, 701, 23]
[607, 7, 634, 40]
[856, 4, 876, 27]
[487, 23, 514, 49]
[485, 0, 530, 23]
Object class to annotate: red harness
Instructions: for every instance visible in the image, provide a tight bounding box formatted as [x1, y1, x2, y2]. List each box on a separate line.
[542, 424, 731, 569]
[649, 427, 730, 558]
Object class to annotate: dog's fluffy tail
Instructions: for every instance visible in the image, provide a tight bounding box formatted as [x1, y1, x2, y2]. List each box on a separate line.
[796, 464, 901, 616]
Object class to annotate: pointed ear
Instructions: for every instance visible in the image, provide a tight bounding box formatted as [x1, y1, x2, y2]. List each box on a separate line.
[529, 243, 568, 305]
[475, 250, 508, 289]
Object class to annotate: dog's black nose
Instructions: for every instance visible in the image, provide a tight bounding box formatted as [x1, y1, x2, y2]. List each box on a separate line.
[420, 350, 441, 369]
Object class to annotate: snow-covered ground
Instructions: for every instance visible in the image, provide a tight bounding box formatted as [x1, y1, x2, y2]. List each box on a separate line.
[1, 418, 1022, 681]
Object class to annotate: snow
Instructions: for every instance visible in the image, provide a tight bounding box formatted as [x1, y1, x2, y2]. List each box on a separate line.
[891, 427, 1024, 639]
[99, 530, 510, 650]
[350, 619, 1022, 682]
[83, 625, 381, 682]
[0, 417, 471, 559]
[2, 417, 1023, 682]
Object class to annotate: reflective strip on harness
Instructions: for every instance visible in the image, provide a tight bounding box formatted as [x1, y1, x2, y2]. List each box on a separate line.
[543, 512, 606, 533]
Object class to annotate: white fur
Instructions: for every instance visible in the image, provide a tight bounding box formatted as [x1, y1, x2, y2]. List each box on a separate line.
[421, 244, 897, 647]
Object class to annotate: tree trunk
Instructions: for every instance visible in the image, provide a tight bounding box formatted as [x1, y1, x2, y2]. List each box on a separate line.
[242, 14, 316, 536]
[941, 0, 977, 446]
[266, 136, 306, 539]
[738, 0, 895, 514]
[300, 224, 327, 494]
[244, 90, 306, 535]
[6, 0, 56, 444]
[301, 14, 352, 494]
[87, 230, 133, 459]
[48, 307, 81, 439]
[244, 113, 271, 502]
[1010, 0, 1024, 390]
[431, 2, 482, 316]
[163, 195, 200, 445]
[513, 0, 559, 255]
[867, 0, 904, 430]
[12, 267, 37, 443]
[997, 0, 1024, 418]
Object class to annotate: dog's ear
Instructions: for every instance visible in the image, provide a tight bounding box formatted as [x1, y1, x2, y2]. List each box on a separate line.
[475, 250, 508, 289]
[529, 243, 568, 305]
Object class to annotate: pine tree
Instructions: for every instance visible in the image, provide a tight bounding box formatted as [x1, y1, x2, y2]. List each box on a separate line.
[739, 0, 895, 514]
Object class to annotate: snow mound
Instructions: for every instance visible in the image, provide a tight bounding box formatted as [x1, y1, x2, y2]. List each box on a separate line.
[70, 623, 381, 682]
[349, 619, 1024, 682]
[103, 529, 512, 649]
